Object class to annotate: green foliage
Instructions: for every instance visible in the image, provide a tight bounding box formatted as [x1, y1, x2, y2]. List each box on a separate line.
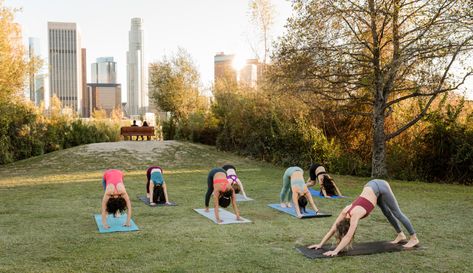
[0, 98, 120, 165]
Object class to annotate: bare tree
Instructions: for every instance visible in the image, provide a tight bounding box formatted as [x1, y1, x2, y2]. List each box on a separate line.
[249, 0, 276, 67]
[272, 0, 473, 177]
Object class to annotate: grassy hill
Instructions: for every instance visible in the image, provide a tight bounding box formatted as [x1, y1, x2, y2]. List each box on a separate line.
[0, 141, 472, 272]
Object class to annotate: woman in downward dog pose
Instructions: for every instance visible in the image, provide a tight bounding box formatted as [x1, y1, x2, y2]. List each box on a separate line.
[308, 179, 419, 256]
[146, 166, 171, 205]
[204, 167, 241, 223]
[222, 164, 248, 199]
[101, 169, 132, 229]
[280, 166, 320, 218]
[306, 163, 343, 198]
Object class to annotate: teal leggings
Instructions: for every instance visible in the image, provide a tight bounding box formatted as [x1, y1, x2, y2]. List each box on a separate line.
[280, 167, 304, 203]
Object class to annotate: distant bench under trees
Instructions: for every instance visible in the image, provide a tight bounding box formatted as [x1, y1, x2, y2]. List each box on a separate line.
[120, 126, 155, 141]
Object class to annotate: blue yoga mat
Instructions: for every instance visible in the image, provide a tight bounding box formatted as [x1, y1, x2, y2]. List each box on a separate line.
[268, 204, 331, 218]
[309, 188, 345, 199]
[94, 214, 139, 233]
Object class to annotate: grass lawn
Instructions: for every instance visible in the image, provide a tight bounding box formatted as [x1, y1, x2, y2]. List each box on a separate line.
[0, 141, 472, 273]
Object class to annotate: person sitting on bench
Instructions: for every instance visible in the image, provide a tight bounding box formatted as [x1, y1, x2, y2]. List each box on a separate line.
[146, 166, 170, 205]
[306, 163, 343, 198]
[280, 166, 320, 218]
[222, 164, 249, 199]
[101, 169, 132, 229]
[205, 168, 241, 223]
[308, 179, 419, 256]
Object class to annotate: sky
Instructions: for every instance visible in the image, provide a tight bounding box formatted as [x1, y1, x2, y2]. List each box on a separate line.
[5, 0, 472, 101]
[5, 0, 293, 102]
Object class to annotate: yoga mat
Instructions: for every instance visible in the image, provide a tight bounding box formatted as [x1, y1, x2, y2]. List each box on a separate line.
[267, 204, 331, 218]
[309, 188, 345, 199]
[236, 194, 253, 202]
[94, 214, 139, 233]
[193, 208, 252, 224]
[296, 241, 425, 258]
[137, 195, 177, 206]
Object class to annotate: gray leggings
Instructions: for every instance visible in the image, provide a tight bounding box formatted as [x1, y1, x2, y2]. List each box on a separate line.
[366, 179, 416, 235]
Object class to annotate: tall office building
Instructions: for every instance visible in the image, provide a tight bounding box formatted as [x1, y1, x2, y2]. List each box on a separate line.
[214, 52, 237, 83]
[48, 22, 83, 113]
[81, 48, 88, 117]
[86, 83, 122, 117]
[126, 18, 148, 116]
[91, 57, 117, 84]
[28, 37, 40, 103]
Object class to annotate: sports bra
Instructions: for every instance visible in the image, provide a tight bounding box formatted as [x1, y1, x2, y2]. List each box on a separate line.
[347, 196, 375, 219]
[103, 169, 124, 190]
[227, 174, 238, 184]
[213, 178, 229, 192]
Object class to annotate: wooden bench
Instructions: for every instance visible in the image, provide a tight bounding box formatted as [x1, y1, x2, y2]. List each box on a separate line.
[120, 126, 155, 140]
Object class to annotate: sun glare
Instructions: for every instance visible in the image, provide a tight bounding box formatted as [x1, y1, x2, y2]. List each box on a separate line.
[232, 55, 247, 71]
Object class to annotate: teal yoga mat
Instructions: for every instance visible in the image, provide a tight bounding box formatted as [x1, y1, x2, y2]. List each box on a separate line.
[94, 214, 139, 233]
[268, 204, 331, 218]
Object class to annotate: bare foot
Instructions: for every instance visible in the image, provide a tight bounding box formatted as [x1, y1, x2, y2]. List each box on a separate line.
[287, 202, 292, 208]
[391, 233, 407, 244]
[403, 237, 419, 248]
[280, 203, 287, 208]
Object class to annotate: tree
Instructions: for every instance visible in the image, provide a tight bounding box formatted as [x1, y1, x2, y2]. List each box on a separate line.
[0, 2, 29, 100]
[148, 48, 202, 137]
[272, 0, 473, 177]
[249, 0, 276, 67]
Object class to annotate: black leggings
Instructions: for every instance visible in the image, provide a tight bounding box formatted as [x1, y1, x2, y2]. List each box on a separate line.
[205, 168, 226, 207]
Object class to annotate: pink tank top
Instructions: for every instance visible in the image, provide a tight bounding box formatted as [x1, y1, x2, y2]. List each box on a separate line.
[103, 169, 124, 189]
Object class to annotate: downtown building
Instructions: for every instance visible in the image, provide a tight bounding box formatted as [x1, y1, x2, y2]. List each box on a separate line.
[126, 17, 148, 116]
[85, 57, 121, 118]
[27, 37, 49, 107]
[48, 22, 85, 114]
[214, 52, 260, 88]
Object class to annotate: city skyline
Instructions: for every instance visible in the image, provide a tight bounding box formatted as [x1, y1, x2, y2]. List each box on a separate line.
[6, 0, 294, 102]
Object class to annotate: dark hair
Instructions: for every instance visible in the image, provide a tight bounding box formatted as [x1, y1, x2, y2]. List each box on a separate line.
[106, 196, 127, 215]
[336, 218, 354, 250]
[218, 190, 233, 207]
[232, 183, 241, 194]
[153, 184, 166, 204]
[222, 164, 236, 172]
[321, 175, 336, 196]
[298, 195, 308, 214]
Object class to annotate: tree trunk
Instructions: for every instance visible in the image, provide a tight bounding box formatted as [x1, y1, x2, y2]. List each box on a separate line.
[371, 97, 387, 178]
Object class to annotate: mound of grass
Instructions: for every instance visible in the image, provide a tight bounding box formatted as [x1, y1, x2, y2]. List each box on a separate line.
[0, 141, 472, 272]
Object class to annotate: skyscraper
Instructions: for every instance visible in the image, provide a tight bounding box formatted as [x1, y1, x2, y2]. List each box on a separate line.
[28, 37, 40, 103]
[126, 18, 148, 116]
[48, 22, 83, 113]
[91, 57, 117, 84]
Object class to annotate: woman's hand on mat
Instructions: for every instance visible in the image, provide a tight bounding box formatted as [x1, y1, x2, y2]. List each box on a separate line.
[205, 207, 209, 212]
[323, 250, 338, 256]
[165, 202, 171, 205]
[296, 213, 303, 218]
[123, 221, 131, 227]
[236, 216, 242, 221]
[150, 202, 157, 206]
[216, 218, 223, 224]
[308, 243, 322, 249]
[103, 223, 110, 229]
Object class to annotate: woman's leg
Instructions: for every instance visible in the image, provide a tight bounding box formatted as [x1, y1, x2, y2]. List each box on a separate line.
[280, 168, 292, 204]
[205, 170, 215, 208]
[377, 181, 416, 235]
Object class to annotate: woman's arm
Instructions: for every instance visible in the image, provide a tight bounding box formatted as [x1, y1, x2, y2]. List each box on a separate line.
[324, 216, 360, 256]
[308, 209, 348, 249]
[148, 180, 155, 204]
[163, 183, 170, 204]
[236, 178, 247, 198]
[231, 189, 241, 220]
[101, 194, 110, 229]
[292, 190, 302, 218]
[213, 191, 221, 223]
[334, 183, 343, 197]
[305, 191, 319, 212]
[123, 192, 132, 226]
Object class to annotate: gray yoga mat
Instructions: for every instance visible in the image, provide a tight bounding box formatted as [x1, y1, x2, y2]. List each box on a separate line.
[296, 241, 425, 258]
[193, 208, 251, 224]
[236, 194, 253, 202]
